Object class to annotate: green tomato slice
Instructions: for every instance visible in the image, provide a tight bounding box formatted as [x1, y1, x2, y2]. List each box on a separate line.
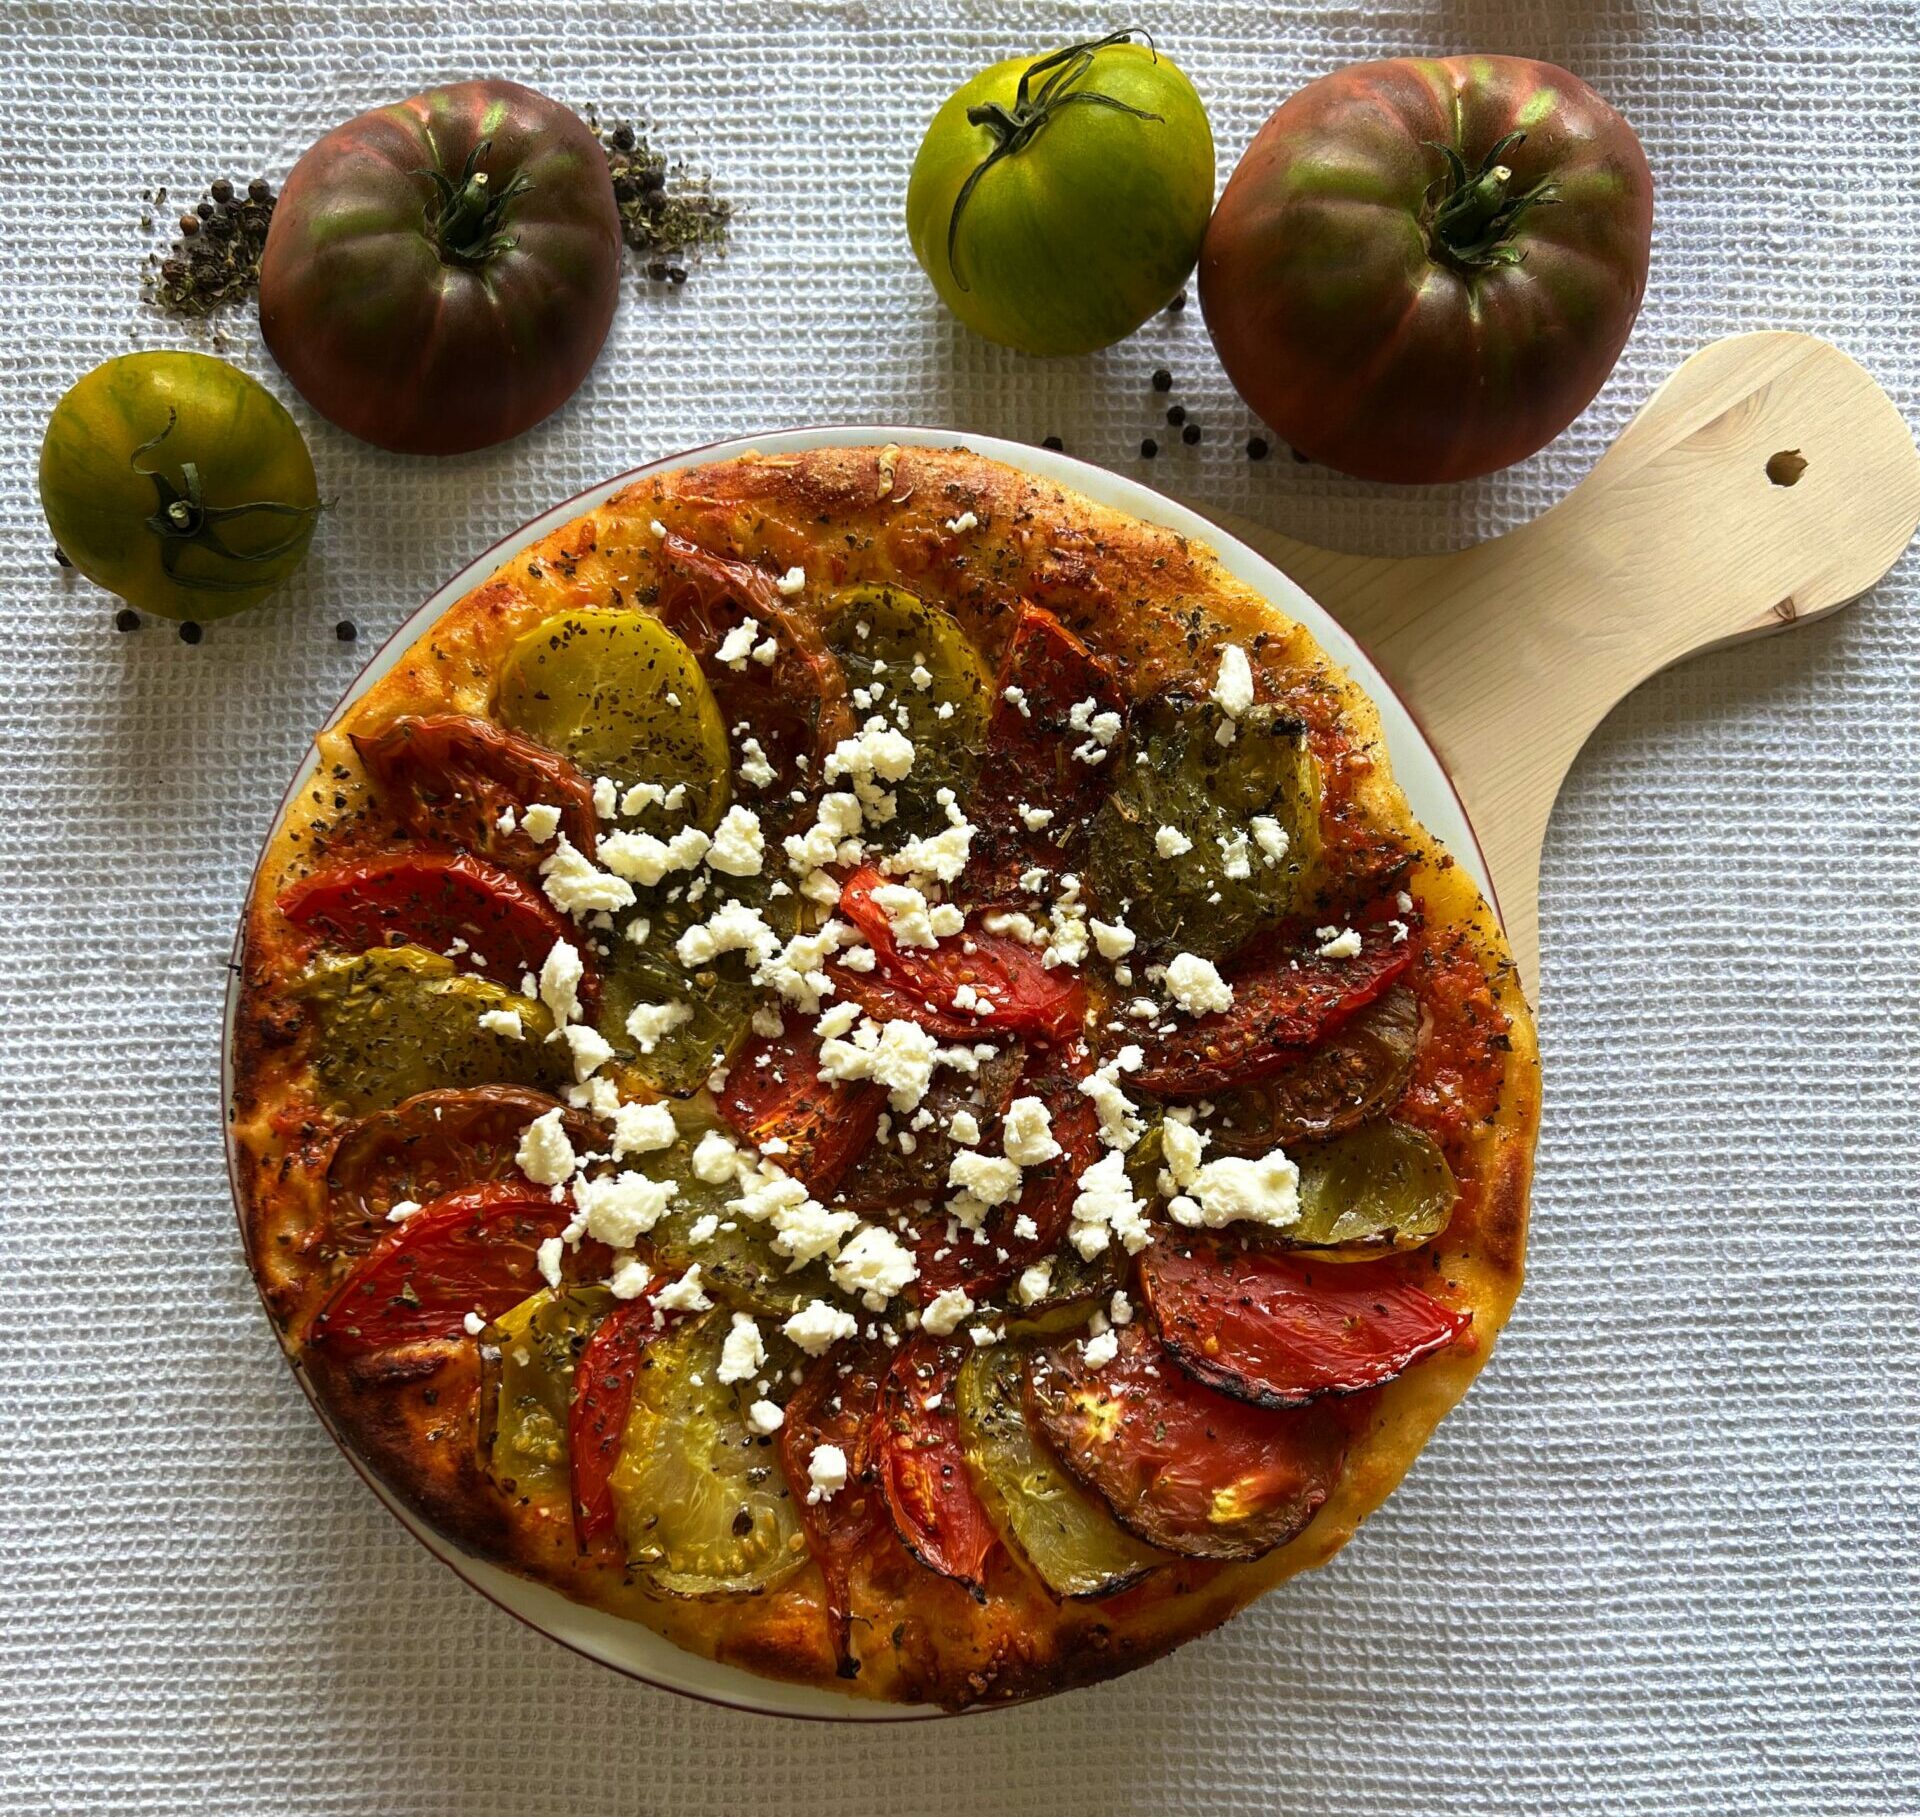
[1087, 695, 1321, 961]
[296, 945, 562, 1114]
[958, 1342, 1164, 1599]
[824, 584, 990, 838]
[483, 1286, 612, 1503]
[494, 609, 730, 829]
[1287, 1121, 1457, 1257]
[609, 1307, 808, 1596]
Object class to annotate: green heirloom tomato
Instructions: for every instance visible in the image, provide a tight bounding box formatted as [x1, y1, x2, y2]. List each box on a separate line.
[39, 352, 319, 621]
[907, 31, 1213, 356]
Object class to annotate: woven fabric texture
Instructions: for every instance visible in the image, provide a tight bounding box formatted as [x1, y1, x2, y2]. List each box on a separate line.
[2, 3, 1916, 1812]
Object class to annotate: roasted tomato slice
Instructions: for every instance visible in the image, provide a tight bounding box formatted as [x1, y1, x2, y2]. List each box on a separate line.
[829, 865, 1086, 1044]
[1141, 1240, 1471, 1406]
[1202, 985, 1421, 1153]
[568, 1275, 697, 1549]
[307, 1182, 584, 1356]
[909, 1041, 1099, 1302]
[778, 1342, 891, 1674]
[1134, 909, 1415, 1096]
[324, 1085, 595, 1251]
[836, 1043, 1026, 1214]
[279, 851, 591, 1007]
[716, 1021, 885, 1198]
[876, 1337, 998, 1595]
[352, 711, 599, 866]
[654, 532, 854, 830]
[485, 1285, 610, 1502]
[1024, 1318, 1353, 1559]
[963, 604, 1127, 902]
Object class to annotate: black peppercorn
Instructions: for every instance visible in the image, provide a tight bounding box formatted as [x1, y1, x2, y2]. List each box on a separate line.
[611, 124, 635, 151]
[335, 620, 358, 643]
[1165, 405, 1186, 427]
[178, 620, 203, 644]
[114, 608, 140, 632]
[1041, 435, 1064, 451]
[1167, 290, 1187, 312]
[1151, 368, 1172, 392]
[210, 178, 234, 204]
[647, 259, 670, 281]
[1140, 438, 1159, 458]
[53, 546, 71, 568]
[1247, 436, 1270, 461]
[1181, 423, 1201, 446]
[247, 178, 271, 203]
[177, 213, 200, 236]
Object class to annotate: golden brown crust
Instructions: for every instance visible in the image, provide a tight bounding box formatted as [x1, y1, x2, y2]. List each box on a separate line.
[232, 445, 1540, 1708]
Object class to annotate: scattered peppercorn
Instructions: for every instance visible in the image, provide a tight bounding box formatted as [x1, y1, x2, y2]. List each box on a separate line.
[1181, 422, 1201, 446]
[1247, 436, 1270, 461]
[178, 620, 203, 645]
[589, 108, 733, 276]
[1140, 438, 1159, 459]
[1041, 435, 1064, 451]
[115, 608, 141, 632]
[145, 174, 276, 315]
[1167, 290, 1187, 313]
[1165, 404, 1186, 427]
[1151, 368, 1172, 392]
[335, 620, 358, 643]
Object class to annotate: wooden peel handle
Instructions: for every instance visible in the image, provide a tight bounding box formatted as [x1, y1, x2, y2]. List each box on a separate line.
[1211, 333, 1920, 1004]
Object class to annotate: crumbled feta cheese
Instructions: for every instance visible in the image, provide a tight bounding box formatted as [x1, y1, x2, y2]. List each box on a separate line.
[870, 881, 938, 949]
[830, 1224, 919, 1309]
[754, 918, 855, 1014]
[824, 719, 916, 816]
[537, 939, 585, 1028]
[592, 776, 619, 818]
[818, 1016, 940, 1112]
[1251, 815, 1290, 865]
[562, 1023, 615, 1082]
[1015, 1258, 1054, 1305]
[1316, 925, 1363, 960]
[1079, 1045, 1146, 1151]
[675, 900, 779, 969]
[520, 802, 562, 844]
[775, 566, 806, 597]
[1212, 644, 1255, 719]
[782, 1298, 861, 1357]
[948, 1149, 1023, 1209]
[1159, 1116, 1207, 1191]
[1169, 1150, 1302, 1232]
[1089, 918, 1136, 962]
[625, 998, 693, 1054]
[746, 1399, 786, 1436]
[1001, 684, 1030, 719]
[734, 1167, 860, 1268]
[516, 1109, 577, 1187]
[807, 1442, 848, 1504]
[1069, 1148, 1152, 1258]
[1155, 824, 1193, 859]
[715, 618, 762, 669]
[574, 1171, 678, 1247]
[477, 1008, 524, 1041]
[947, 1108, 982, 1147]
[540, 837, 637, 918]
[885, 820, 974, 885]
[385, 1198, 422, 1224]
[968, 1324, 1002, 1348]
[1110, 1289, 1134, 1326]
[692, 1129, 748, 1185]
[737, 737, 777, 791]
[1219, 828, 1252, 881]
[495, 806, 518, 836]
[921, 1287, 974, 1337]
[611, 1099, 678, 1160]
[607, 1254, 654, 1299]
[536, 1235, 564, 1288]
[705, 805, 765, 878]
[716, 1313, 766, 1385]
[1001, 1094, 1060, 1166]
[653, 1266, 714, 1314]
[600, 824, 711, 887]
[1081, 1327, 1120, 1368]
[1165, 952, 1234, 1017]
[1018, 804, 1055, 832]
[944, 510, 978, 534]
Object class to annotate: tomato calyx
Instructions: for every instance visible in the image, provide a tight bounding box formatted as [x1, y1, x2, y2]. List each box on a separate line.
[1424, 130, 1560, 271]
[132, 407, 321, 593]
[421, 139, 534, 266]
[948, 29, 1165, 291]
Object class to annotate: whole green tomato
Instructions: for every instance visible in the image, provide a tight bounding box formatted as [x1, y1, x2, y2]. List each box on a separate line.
[907, 31, 1213, 356]
[39, 351, 320, 621]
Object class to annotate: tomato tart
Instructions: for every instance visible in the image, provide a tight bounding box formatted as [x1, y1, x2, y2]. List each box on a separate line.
[232, 446, 1539, 1708]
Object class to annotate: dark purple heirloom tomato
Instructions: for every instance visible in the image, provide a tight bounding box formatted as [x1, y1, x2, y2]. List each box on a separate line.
[259, 80, 621, 455]
[1200, 56, 1653, 484]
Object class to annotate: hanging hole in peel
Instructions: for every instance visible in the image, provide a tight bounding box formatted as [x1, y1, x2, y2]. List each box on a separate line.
[1766, 449, 1808, 487]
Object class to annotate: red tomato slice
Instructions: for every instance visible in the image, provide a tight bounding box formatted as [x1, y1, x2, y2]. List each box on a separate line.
[778, 1343, 892, 1673]
[829, 865, 1086, 1045]
[307, 1182, 582, 1356]
[716, 1022, 885, 1198]
[836, 1043, 1027, 1216]
[875, 1337, 998, 1596]
[324, 1085, 597, 1251]
[908, 1041, 1098, 1302]
[654, 531, 853, 827]
[1141, 1242, 1472, 1406]
[963, 604, 1127, 902]
[1024, 1319, 1355, 1560]
[352, 711, 600, 866]
[567, 1276, 698, 1549]
[1133, 907, 1415, 1096]
[279, 851, 590, 1006]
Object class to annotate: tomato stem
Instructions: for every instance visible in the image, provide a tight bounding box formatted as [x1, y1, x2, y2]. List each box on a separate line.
[130, 409, 321, 593]
[946, 29, 1164, 292]
[422, 140, 534, 265]
[1424, 130, 1559, 271]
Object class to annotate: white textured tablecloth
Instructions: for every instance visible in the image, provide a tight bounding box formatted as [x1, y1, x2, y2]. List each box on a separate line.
[4, 3, 1916, 1811]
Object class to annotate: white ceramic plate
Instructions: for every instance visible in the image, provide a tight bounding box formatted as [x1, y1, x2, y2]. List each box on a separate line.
[224, 426, 1494, 1721]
